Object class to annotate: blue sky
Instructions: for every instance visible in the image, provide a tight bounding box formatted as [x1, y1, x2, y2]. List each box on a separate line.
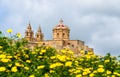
[0, 0, 120, 56]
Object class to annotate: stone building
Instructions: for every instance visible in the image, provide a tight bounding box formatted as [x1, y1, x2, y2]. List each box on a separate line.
[25, 19, 93, 54]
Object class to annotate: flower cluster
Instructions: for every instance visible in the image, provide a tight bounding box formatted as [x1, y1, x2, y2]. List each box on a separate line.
[0, 30, 120, 77]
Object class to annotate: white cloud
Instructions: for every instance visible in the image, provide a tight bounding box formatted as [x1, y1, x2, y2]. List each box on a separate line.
[0, 0, 120, 56]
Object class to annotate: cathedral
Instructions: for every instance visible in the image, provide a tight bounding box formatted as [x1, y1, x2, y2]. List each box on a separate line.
[25, 19, 93, 54]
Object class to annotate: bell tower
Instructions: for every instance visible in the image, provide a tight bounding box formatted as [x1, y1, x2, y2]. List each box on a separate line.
[25, 23, 34, 41]
[35, 26, 44, 41]
[53, 19, 70, 40]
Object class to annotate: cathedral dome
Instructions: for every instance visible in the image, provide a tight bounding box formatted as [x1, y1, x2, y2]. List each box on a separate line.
[53, 19, 70, 30]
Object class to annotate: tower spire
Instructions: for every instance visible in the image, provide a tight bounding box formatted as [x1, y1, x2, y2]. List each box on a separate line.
[35, 25, 44, 41]
[25, 21, 34, 41]
[38, 25, 41, 32]
[27, 21, 32, 29]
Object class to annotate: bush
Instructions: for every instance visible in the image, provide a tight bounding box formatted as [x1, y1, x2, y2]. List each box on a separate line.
[0, 30, 120, 77]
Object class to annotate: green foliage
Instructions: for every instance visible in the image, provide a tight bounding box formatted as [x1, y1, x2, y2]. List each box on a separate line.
[0, 31, 120, 77]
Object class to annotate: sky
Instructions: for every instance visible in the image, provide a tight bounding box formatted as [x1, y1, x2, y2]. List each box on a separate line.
[0, 0, 120, 56]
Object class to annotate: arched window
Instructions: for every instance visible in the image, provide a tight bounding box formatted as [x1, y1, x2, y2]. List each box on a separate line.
[57, 33, 59, 38]
[72, 45, 74, 47]
[26, 32, 28, 36]
[68, 43, 70, 45]
[37, 35, 39, 38]
[43, 43, 45, 45]
[63, 33, 65, 38]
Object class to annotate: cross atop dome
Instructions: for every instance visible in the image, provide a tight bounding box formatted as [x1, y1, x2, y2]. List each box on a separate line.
[59, 18, 63, 24]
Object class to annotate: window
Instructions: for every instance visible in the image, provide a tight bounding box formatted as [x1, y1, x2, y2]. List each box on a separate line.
[43, 43, 45, 45]
[63, 33, 65, 37]
[68, 43, 70, 45]
[72, 45, 74, 47]
[26, 32, 28, 36]
[37, 35, 39, 38]
[57, 33, 59, 37]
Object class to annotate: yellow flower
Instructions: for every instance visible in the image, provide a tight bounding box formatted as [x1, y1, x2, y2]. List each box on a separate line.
[83, 68, 91, 74]
[11, 66, 18, 72]
[67, 50, 74, 54]
[41, 49, 46, 53]
[16, 33, 21, 38]
[113, 72, 118, 75]
[93, 70, 97, 73]
[1, 58, 10, 62]
[25, 54, 29, 58]
[79, 58, 84, 61]
[6, 56, 13, 59]
[45, 73, 49, 77]
[50, 62, 63, 68]
[7, 29, 13, 33]
[80, 50, 85, 54]
[6, 70, 10, 72]
[106, 70, 111, 74]
[16, 54, 21, 57]
[112, 75, 116, 77]
[32, 51, 36, 54]
[26, 60, 31, 63]
[61, 50, 66, 53]
[83, 71, 88, 76]
[76, 74, 82, 77]
[104, 60, 110, 63]
[14, 56, 18, 59]
[0, 54, 6, 58]
[117, 73, 120, 76]
[65, 61, 72, 67]
[89, 73, 95, 77]
[24, 67, 29, 70]
[50, 56, 56, 59]
[46, 46, 51, 49]
[56, 62, 63, 66]
[37, 65, 45, 69]
[88, 51, 94, 55]
[66, 57, 71, 60]
[86, 55, 91, 59]
[0, 46, 2, 49]
[113, 72, 120, 76]
[75, 61, 78, 66]
[68, 69, 75, 72]
[77, 67, 83, 70]
[74, 70, 81, 74]
[8, 64, 12, 67]
[38, 56, 42, 58]
[50, 70, 55, 73]
[29, 75, 35, 77]
[0, 51, 2, 53]
[57, 55, 66, 62]
[0, 67, 6, 72]
[97, 67, 104, 73]
[50, 64, 56, 68]
[98, 65, 104, 68]
[15, 63, 21, 67]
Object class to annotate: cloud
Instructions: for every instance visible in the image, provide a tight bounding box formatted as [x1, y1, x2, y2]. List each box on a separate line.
[0, 0, 120, 56]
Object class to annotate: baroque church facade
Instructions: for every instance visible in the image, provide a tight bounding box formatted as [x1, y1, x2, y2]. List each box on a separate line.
[25, 19, 93, 54]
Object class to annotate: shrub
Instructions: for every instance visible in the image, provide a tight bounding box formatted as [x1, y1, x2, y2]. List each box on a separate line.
[0, 30, 120, 77]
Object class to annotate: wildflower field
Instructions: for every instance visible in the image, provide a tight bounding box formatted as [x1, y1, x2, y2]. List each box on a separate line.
[0, 30, 120, 77]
